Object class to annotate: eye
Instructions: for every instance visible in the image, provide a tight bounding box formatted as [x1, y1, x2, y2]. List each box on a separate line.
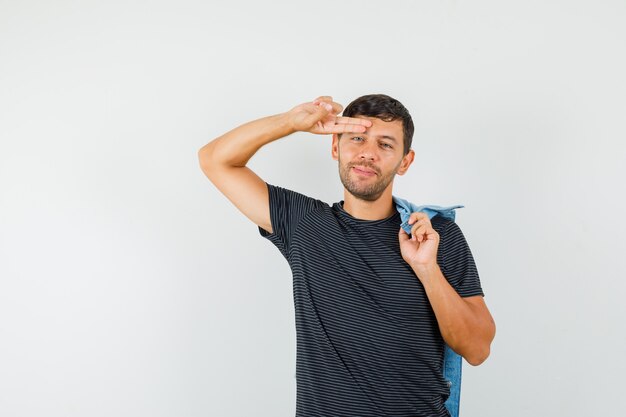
[351, 136, 364, 142]
[380, 143, 393, 149]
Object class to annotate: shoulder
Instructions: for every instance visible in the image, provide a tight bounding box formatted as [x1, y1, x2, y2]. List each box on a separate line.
[431, 215, 471, 247]
[431, 214, 455, 234]
[260, 183, 331, 248]
[267, 183, 328, 206]
[265, 183, 331, 225]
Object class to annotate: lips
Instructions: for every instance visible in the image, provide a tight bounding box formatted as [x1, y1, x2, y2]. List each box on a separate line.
[351, 165, 378, 176]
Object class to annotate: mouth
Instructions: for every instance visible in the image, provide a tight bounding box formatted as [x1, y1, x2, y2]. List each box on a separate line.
[351, 165, 378, 177]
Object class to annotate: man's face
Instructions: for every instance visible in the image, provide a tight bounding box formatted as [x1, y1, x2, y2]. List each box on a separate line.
[332, 116, 415, 202]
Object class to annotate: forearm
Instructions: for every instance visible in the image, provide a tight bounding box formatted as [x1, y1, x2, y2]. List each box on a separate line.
[198, 112, 295, 170]
[413, 264, 495, 366]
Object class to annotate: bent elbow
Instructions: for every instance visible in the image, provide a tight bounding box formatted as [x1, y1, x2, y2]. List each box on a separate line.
[467, 318, 496, 366]
[198, 143, 211, 162]
[198, 144, 217, 174]
[465, 346, 491, 366]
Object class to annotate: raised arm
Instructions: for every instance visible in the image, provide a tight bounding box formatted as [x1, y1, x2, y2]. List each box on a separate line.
[197, 96, 372, 233]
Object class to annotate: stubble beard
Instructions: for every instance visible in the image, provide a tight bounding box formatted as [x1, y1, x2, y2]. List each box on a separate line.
[338, 158, 402, 202]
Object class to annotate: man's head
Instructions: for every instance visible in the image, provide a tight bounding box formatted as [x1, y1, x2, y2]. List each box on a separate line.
[332, 94, 415, 202]
[341, 94, 414, 155]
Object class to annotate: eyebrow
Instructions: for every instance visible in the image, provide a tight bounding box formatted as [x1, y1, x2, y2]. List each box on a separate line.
[352, 133, 398, 142]
[376, 135, 398, 142]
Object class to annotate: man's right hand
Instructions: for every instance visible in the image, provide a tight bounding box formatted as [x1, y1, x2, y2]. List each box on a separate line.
[287, 96, 372, 135]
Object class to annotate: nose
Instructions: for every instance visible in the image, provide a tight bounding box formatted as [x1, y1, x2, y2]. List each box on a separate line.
[358, 141, 378, 161]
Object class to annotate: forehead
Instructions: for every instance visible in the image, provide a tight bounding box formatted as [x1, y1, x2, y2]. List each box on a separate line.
[356, 116, 403, 137]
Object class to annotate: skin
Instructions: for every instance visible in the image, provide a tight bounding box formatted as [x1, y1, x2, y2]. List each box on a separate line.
[198, 95, 496, 365]
[331, 116, 414, 220]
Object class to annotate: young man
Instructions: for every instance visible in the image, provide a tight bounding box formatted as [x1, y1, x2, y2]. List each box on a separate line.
[198, 94, 495, 417]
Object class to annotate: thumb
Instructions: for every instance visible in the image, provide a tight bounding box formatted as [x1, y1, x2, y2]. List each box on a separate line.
[398, 227, 410, 243]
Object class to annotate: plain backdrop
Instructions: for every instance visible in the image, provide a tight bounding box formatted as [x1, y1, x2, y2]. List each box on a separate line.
[1, 1, 625, 416]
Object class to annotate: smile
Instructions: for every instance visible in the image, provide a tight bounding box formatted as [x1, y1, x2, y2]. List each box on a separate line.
[352, 166, 378, 177]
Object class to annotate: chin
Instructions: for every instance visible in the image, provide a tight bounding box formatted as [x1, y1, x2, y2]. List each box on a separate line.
[346, 187, 385, 202]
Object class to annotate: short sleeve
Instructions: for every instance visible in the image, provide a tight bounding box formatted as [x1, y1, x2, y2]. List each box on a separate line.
[435, 217, 484, 298]
[258, 183, 327, 259]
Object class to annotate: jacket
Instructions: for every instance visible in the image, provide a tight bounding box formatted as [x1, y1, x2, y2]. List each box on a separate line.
[393, 196, 465, 417]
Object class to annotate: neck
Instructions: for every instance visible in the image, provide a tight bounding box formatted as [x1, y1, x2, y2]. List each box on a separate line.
[342, 186, 396, 220]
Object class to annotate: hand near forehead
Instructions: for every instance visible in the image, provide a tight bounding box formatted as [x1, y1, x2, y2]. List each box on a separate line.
[287, 96, 372, 135]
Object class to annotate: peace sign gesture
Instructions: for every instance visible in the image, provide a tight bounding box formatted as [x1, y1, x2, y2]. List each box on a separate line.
[287, 96, 372, 135]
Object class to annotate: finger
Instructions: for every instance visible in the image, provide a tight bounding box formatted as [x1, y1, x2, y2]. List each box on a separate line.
[335, 116, 373, 127]
[398, 227, 410, 242]
[327, 123, 368, 134]
[410, 224, 427, 242]
[313, 95, 333, 104]
[421, 226, 439, 243]
[303, 103, 331, 126]
[308, 97, 333, 111]
[315, 100, 343, 116]
[327, 100, 343, 114]
[408, 212, 429, 225]
[299, 102, 322, 113]
[315, 101, 333, 112]
[408, 212, 428, 224]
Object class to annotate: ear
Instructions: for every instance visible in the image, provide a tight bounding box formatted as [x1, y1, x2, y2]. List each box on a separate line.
[396, 149, 415, 176]
[331, 133, 339, 160]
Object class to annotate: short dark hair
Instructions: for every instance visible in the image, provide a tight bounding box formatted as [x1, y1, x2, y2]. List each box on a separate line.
[341, 94, 414, 155]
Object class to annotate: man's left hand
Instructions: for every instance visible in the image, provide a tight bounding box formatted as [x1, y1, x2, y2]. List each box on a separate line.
[398, 212, 439, 272]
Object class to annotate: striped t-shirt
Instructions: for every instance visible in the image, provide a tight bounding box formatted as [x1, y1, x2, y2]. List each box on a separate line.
[258, 183, 484, 417]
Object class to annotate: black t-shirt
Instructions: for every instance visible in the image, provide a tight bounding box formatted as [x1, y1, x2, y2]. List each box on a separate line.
[259, 183, 484, 417]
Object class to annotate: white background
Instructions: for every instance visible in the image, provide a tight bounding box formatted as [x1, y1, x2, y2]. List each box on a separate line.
[1, 1, 625, 416]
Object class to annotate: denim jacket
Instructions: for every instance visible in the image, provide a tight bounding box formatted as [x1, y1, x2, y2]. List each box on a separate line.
[393, 196, 465, 417]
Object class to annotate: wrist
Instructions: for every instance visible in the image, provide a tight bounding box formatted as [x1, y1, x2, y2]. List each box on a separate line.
[411, 262, 441, 281]
[274, 112, 298, 136]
